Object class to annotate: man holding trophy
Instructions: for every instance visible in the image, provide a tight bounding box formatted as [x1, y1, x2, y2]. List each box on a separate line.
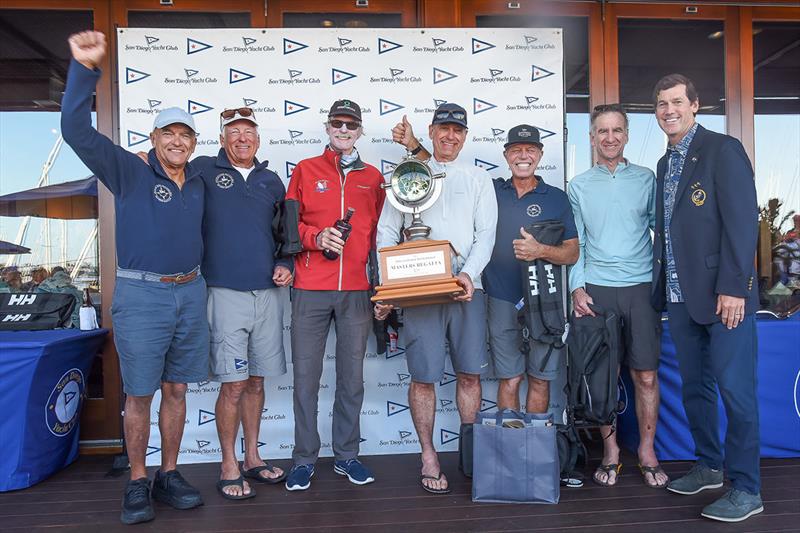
[375, 103, 497, 494]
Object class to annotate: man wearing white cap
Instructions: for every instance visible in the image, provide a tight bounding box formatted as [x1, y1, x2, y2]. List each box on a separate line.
[62, 31, 207, 525]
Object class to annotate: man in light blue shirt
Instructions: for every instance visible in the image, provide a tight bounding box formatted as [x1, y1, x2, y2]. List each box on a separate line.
[568, 104, 667, 489]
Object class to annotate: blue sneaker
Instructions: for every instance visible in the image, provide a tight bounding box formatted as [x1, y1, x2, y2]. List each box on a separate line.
[285, 463, 314, 491]
[334, 458, 375, 485]
[701, 489, 764, 522]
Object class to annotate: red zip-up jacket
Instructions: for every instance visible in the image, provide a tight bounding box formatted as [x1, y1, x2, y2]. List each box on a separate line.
[286, 146, 385, 291]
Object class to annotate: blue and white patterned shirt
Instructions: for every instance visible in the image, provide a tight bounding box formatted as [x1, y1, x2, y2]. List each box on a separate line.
[663, 122, 699, 303]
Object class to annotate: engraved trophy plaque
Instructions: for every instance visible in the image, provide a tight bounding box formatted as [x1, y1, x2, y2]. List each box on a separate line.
[371, 155, 466, 307]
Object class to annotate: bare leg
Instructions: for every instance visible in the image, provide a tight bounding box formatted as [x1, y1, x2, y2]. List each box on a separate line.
[497, 375, 522, 411]
[525, 376, 549, 414]
[159, 382, 188, 473]
[125, 394, 154, 480]
[631, 368, 668, 487]
[215, 381, 251, 497]
[455, 373, 481, 424]
[409, 381, 447, 491]
[241, 376, 283, 480]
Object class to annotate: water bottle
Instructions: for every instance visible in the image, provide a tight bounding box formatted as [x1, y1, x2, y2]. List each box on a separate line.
[323, 207, 355, 260]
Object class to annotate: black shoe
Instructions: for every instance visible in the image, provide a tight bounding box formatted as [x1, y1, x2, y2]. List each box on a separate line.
[120, 477, 155, 525]
[152, 469, 204, 510]
[458, 423, 473, 478]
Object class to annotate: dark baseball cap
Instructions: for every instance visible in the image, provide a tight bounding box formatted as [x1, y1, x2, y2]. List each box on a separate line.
[504, 124, 543, 149]
[328, 99, 362, 121]
[431, 102, 468, 128]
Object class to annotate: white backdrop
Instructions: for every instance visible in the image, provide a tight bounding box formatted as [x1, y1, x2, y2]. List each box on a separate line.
[116, 27, 565, 465]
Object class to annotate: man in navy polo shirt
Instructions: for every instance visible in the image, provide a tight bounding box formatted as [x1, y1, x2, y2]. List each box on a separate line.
[62, 31, 207, 525]
[482, 125, 578, 415]
[193, 108, 292, 500]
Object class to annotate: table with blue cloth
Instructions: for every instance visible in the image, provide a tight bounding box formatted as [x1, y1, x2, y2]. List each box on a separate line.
[0, 328, 108, 491]
[617, 313, 800, 459]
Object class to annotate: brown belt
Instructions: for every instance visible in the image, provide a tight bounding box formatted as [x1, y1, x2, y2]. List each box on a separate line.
[159, 271, 198, 284]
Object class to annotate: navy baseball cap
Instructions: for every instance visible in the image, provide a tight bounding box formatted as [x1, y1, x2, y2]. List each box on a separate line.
[153, 107, 197, 133]
[504, 124, 543, 149]
[328, 99, 362, 121]
[431, 103, 468, 128]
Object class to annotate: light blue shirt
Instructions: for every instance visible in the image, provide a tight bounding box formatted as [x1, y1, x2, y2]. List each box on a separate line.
[567, 159, 656, 290]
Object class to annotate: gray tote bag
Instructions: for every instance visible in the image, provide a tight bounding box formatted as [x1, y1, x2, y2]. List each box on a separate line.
[471, 410, 560, 504]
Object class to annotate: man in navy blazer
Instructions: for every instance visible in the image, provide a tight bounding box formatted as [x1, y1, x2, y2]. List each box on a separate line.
[651, 74, 762, 523]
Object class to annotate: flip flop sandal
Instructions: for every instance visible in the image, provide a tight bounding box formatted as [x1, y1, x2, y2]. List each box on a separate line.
[217, 476, 256, 500]
[420, 472, 452, 495]
[592, 463, 622, 487]
[242, 463, 287, 484]
[639, 464, 669, 489]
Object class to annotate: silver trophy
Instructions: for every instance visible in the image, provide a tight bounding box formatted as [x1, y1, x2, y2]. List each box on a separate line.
[382, 155, 445, 241]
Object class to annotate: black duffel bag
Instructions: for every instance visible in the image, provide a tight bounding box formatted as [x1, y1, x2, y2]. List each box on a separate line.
[0, 292, 76, 330]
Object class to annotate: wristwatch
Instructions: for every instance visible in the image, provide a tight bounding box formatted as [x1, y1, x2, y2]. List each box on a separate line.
[409, 144, 423, 156]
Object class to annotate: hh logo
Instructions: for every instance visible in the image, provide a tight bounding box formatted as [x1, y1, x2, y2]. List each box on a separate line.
[2, 314, 31, 322]
[387, 400, 410, 416]
[8, 294, 36, 305]
[528, 264, 556, 296]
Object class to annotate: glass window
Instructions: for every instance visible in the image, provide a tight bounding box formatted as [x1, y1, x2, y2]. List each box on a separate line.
[283, 13, 402, 28]
[476, 15, 591, 182]
[618, 19, 726, 168]
[127, 11, 251, 28]
[753, 21, 800, 314]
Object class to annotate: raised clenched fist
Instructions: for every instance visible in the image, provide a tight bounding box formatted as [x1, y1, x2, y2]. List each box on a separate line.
[68, 31, 107, 70]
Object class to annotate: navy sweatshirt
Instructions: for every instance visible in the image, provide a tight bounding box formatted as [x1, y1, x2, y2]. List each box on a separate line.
[61, 59, 204, 275]
[197, 150, 291, 290]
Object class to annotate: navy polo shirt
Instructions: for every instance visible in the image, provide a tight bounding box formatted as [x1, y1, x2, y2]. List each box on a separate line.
[197, 150, 290, 291]
[482, 176, 578, 304]
[61, 59, 204, 275]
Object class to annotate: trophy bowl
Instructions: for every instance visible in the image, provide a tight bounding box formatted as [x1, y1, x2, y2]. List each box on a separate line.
[383, 156, 445, 241]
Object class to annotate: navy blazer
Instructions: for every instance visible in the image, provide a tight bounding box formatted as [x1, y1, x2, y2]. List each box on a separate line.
[651, 124, 759, 324]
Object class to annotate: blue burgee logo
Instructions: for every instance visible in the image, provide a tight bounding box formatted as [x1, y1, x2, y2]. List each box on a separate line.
[187, 38, 213, 55]
[472, 37, 496, 54]
[188, 100, 213, 115]
[432, 38, 446, 46]
[146, 446, 161, 456]
[525, 35, 537, 44]
[197, 440, 210, 448]
[288, 69, 302, 79]
[230, 68, 255, 84]
[127, 130, 149, 147]
[480, 398, 497, 411]
[379, 99, 404, 115]
[535, 126, 557, 140]
[475, 159, 499, 171]
[240, 437, 266, 453]
[338, 37, 352, 46]
[184, 68, 199, 78]
[148, 99, 162, 109]
[332, 68, 357, 85]
[244, 98, 258, 106]
[532, 65, 555, 82]
[380, 159, 397, 176]
[125, 67, 150, 84]
[439, 372, 457, 387]
[385, 346, 405, 359]
[196, 380, 211, 387]
[433, 67, 457, 84]
[491, 128, 505, 137]
[145, 35, 159, 45]
[387, 400, 410, 416]
[399, 430, 412, 439]
[378, 37, 402, 54]
[489, 68, 503, 78]
[473, 97, 497, 114]
[390, 68, 404, 77]
[242, 37, 257, 46]
[360, 437, 367, 443]
[46, 368, 84, 437]
[285, 161, 297, 179]
[397, 373, 410, 382]
[440, 399, 453, 408]
[289, 130, 303, 139]
[440, 428, 459, 445]
[433, 98, 447, 107]
[526, 96, 540, 104]
[234, 358, 248, 371]
[283, 38, 308, 54]
[198, 409, 216, 426]
[284, 100, 309, 115]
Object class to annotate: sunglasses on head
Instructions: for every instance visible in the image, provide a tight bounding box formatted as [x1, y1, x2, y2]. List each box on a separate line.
[220, 107, 255, 119]
[435, 110, 466, 122]
[328, 119, 361, 130]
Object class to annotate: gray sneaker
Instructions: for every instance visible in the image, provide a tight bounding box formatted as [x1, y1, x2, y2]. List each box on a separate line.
[667, 463, 724, 495]
[701, 489, 764, 522]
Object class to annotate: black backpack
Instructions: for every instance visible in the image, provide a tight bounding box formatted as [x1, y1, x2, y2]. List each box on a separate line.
[0, 292, 76, 330]
[566, 304, 623, 427]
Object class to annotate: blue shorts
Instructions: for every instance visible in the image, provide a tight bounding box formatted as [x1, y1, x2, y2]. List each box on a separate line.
[111, 272, 210, 396]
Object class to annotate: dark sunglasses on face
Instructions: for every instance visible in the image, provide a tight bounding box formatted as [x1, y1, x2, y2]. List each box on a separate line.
[329, 119, 361, 130]
[220, 107, 255, 119]
[435, 110, 466, 121]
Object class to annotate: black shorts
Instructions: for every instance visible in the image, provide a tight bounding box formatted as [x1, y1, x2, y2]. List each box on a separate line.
[585, 282, 662, 371]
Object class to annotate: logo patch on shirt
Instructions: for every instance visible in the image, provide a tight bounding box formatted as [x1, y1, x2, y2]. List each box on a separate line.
[234, 358, 248, 372]
[215, 173, 234, 189]
[526, 204, 542, 217]
[691, 189, 706, 206]
[315, 179, 329, 193]
[153, 184, 173, 203]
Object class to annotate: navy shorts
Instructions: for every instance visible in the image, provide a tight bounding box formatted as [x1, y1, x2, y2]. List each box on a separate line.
[112, 273, 210, 396]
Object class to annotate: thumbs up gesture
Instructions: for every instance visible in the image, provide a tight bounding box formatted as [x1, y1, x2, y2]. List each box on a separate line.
[392, 114, 417, 149]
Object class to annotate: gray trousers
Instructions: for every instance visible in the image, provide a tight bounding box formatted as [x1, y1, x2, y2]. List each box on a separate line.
[290, 289, 372, 464]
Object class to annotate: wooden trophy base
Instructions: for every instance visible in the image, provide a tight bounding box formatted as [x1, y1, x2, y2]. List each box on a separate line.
[371, 240, 465, 308]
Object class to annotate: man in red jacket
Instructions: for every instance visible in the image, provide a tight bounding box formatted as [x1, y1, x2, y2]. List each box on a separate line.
[284, 100, 385, 491]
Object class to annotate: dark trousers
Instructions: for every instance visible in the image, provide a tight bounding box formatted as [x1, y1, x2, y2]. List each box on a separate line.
[667, 303, 760, 494]
[290, 289, 372, 464]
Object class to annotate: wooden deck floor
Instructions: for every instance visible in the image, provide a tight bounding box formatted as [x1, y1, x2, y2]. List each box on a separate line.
[1, 445, 798, 532]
